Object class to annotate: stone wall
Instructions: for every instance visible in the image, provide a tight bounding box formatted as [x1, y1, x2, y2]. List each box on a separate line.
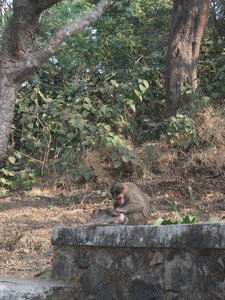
[51, 224, 225, 300]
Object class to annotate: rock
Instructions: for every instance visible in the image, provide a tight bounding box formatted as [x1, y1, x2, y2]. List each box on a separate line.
[80, 267, 104, 295]
[0, 277, 75, 300]
[128, 274, 163, 300]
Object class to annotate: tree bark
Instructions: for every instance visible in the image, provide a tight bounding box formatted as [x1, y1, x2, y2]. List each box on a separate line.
[0, 0, 113, 160]
[165, 0, 211, 117]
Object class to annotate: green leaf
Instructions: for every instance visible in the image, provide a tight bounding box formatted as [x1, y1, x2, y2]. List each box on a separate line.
[0, 178, 7, 184]
[1, 168, 14, 177]
[155, 217, 178, 225]
[175, 212, 183, 223]
[111, 152, 120, 161]
[130, 150, 138, 158]
[27, 123, 34, 129]
[1, 168, 9, 176]
[208, 216, 225, 223]
[143, 80, 149, 89]
[182, 140, 190, 150]
[8, 156, 16, 164]
[0, 188, 8, 198]
[166, 200, 178, 213]
[217, 65, 225, 74]
[145, 144, 154, 154]
[38, 90, 46, 100]
[134, 89, 141, 97]
[190, 216, 197, 223]
[122, 155, 130, 163]
[154, 217, 164, 225]
[129, 103, 136, 112]
[211, 92, 220, 99]
[139, 84, 147, 93]
[83, 103, 91, 110]
[162, 219, 178, 225]
[181, 215, 191, 224]
[130, 158, 138, 165]
[113, 160, 122, 168]
[14, 151, 22, 159]
[155, 149, 162, 157]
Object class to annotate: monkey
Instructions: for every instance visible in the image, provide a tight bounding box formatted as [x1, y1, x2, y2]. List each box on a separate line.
[86, 182, 149, 226]
[86, 208, 128, 226]
[110, 182, 149, 225]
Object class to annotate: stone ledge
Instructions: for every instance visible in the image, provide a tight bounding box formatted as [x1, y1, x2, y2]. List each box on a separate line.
[0, 277, 75, 300]
[51, 223, 225, 249]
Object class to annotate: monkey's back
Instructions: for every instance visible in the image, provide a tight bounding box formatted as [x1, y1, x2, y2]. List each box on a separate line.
[124, 182, 150, 224]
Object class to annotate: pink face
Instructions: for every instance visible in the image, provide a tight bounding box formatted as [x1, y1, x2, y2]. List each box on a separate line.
[116, 194, 125, 205]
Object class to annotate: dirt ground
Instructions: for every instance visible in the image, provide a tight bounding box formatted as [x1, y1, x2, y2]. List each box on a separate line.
[0, 173, 224, 279]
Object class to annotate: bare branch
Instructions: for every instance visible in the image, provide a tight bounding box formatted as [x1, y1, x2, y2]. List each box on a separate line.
[35, 0, 114, 64]
[1, 0, 61, 59]
[11, 0, 114, 82]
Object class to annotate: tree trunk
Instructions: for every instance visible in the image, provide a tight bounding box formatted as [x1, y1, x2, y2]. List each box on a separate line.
[165, 0, 211, 116]
[0, 0, 113, 160]
[0, 77, 18, 160]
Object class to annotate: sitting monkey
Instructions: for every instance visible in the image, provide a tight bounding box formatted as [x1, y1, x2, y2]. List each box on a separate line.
[87, 182, 149, 226]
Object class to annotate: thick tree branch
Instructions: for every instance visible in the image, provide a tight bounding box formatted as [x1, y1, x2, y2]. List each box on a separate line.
[11, 0, 113, 82]
[38, 0, 113, 60]
[30, 0, 62, 13]
[1, 0, 61, 59]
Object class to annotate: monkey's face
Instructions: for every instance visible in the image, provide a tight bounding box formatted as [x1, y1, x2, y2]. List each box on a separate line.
[114, 193, 125, 205]
[110, 183, 128, 206]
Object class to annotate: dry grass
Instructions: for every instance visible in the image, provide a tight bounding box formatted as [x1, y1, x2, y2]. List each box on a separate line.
[196, 109, 225, 146]
[187, 109, 225, 175]
[80, 148, 114, 187]
[149, 108, 225, 176]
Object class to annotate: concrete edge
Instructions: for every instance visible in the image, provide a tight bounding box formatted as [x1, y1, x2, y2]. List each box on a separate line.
[51, 223, 225, 249]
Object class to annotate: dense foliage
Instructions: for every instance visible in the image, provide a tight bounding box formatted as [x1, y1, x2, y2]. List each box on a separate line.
[0, 0, 225, 195]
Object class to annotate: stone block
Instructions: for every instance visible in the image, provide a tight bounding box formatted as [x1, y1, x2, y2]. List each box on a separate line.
[0, 277, 75, 300]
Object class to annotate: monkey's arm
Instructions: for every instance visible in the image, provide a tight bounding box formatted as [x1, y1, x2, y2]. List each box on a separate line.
[115, 203, 145, 214]
[106, 207, 121, 216]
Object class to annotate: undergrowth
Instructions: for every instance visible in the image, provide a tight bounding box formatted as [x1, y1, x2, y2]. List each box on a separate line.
[0, 63, 225, 196]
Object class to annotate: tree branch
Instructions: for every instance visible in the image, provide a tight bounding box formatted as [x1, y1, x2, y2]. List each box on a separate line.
[35, 0, 114, 63]
[12, 0, 114, 82]
[1, 0, 61, 59]
[30, 0, 62, 13]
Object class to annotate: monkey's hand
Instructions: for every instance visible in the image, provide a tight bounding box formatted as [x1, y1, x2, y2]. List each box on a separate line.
[106, 208, 120, 216]
[115, 208, 125, 214]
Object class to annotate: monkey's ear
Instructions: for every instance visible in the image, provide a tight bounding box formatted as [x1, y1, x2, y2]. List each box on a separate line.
[123, 185, 128, 193]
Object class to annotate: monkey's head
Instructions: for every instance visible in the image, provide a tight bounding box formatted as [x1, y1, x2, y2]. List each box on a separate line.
[110, 183, 128, 205]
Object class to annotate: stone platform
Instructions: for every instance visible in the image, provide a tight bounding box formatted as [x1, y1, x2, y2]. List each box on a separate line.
[51, 223, 225, 299]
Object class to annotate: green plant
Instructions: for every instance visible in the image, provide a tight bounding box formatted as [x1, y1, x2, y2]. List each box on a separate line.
[207, 216, 225, 222]
[0, 151, 37, 196]
[111, 139, 138, 168]
[74, 166, 91, 182]
[10, 168, 37, 190]
[165, 113, 197, 149]
[154, 201, 198, 225]
[145, 143, 162, 162]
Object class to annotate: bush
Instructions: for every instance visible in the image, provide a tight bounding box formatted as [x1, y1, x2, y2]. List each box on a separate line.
[165, 113, 197, 149]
